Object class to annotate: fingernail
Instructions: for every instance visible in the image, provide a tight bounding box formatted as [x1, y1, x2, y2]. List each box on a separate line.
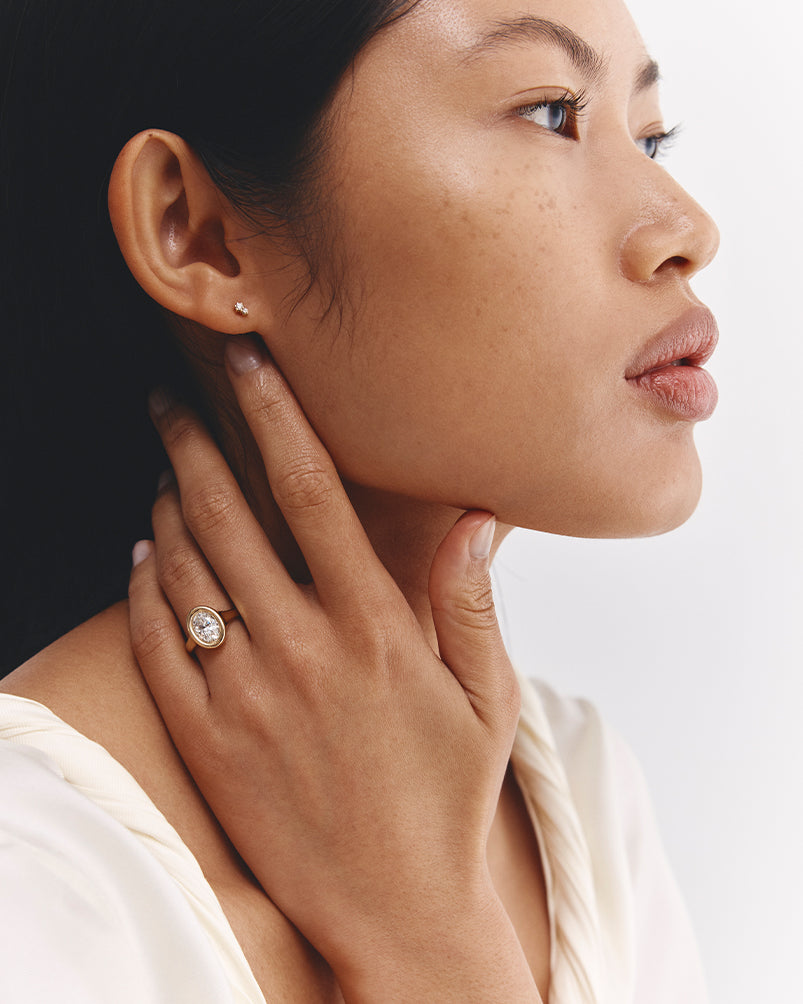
[157, 469, 175, 493]
[226, 336, 263, 375]
[132, 540, 153, 567]
[469, 516, 496, 562]
[149, 387, 172, 417]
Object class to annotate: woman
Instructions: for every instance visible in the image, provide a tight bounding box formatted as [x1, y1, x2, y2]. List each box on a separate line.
[0, 0, 718, 1000]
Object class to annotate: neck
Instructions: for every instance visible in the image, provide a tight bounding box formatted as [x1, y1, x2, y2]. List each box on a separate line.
[215, 407, 507, 653]
[188, 345, 509, 654]
[343, 483, 468, 649]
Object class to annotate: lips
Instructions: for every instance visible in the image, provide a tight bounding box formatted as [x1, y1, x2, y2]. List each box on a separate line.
[626, 306, 719, 421]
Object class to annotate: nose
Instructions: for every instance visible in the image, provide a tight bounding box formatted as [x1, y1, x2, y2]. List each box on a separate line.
[618, 170, 720, 284]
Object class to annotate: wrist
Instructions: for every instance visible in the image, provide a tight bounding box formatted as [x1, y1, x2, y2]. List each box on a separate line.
[329, 881, 540, 1003]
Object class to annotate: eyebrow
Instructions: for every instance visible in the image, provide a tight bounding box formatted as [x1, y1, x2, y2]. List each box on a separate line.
[463, 15, 608, 84]
[634, 57, 661, 93]
[463, 15, 662, 95]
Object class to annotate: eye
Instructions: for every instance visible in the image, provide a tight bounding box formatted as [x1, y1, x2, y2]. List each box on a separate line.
[516, 90, 589, 139]
[519, 101, 568, 132]
[636, 125, 679, 160]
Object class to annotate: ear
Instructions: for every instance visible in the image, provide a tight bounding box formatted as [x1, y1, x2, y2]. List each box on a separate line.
[108, 130, 273, 334]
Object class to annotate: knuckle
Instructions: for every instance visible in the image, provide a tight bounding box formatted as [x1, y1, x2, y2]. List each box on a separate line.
[130, 616, 174, 662]
[158, 541, 203, 593]
[369, 604, 415, 657]
[347, 585, 400, 628]
[274, 627, 313, 668]
[182, 482, 239, 537]
[274, 456, 333, 514]
[162, 412, 197, 450]
[435, 580, 498, 631]
[233, 680, 275, 733]
[248, 387, 287, 427]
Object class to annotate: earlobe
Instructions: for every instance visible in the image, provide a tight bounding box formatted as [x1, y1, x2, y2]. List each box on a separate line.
[108, 129, 262, 332]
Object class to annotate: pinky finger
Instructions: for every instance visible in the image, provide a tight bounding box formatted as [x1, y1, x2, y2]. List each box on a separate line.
[128, 539, 210, 741]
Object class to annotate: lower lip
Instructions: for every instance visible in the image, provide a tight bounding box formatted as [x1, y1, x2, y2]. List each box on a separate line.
[628, 365, 718, 421]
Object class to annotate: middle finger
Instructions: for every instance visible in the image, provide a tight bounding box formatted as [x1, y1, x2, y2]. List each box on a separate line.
[149, 391, 307, 632]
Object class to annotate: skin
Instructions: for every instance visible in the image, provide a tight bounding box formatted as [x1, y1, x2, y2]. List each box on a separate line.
[105, 0, 717, 645]
[272, 0, 718, 543]
[129, 370, 541, 1000]
[1, 0, 719, 999]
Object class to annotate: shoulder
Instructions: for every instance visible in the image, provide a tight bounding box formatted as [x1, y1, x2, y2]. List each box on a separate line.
[1, 601, 158, 740]
[0, 602, 188, 800]
[0, 604, 237, 892]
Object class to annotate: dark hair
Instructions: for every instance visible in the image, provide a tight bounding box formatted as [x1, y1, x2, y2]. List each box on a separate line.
[0, 0, 418, 673]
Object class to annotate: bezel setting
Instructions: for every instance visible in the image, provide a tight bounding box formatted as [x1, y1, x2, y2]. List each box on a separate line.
[186, 606, 227, 649]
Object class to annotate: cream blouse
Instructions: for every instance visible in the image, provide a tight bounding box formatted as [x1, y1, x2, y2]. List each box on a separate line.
[0, 678, 708, 1003]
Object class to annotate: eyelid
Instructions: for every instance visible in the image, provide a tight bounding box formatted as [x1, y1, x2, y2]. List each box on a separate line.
[514, 87, 590, 136]
[639, 123, 681, 159]
[509, 84, 589, 110]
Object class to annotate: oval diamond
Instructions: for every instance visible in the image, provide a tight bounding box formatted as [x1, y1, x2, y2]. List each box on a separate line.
[187, 607, 225, 648]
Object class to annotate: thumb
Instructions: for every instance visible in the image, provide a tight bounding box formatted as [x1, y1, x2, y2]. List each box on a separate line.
[429, 512, 520, 728]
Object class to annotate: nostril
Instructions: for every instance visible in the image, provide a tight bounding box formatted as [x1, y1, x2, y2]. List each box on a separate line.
[652, 254, 692, 280]
[662, 255, 690, 271]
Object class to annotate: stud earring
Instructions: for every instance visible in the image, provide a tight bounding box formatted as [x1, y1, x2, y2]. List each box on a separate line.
[233, 301, 249, 317]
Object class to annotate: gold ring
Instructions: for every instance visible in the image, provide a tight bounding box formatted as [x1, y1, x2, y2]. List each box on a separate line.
[185, 606, 240, 653]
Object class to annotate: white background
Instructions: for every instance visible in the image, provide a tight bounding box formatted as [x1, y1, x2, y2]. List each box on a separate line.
[494, 2, 802, 1001]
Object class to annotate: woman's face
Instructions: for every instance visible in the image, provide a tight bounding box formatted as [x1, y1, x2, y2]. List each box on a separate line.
[260, 0, 720, 538]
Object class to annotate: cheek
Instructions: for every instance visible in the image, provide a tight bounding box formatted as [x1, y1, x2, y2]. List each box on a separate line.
[288, 187, 615, 496]
[277, 142, 703, 538]
[333, 173, 608, 423]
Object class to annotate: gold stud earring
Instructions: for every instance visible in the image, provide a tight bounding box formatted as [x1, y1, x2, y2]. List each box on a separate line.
[233, 301, 249, 317]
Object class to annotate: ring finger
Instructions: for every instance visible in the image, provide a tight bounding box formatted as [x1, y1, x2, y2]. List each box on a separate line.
[152, 475, 249, 674]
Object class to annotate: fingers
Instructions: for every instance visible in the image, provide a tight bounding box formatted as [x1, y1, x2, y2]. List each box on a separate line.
[148, 388, 302, 625]
[151, 477, 249, 664]
[429, 512, 521, 733]
[128, 538, 210, 741]
[223, 336, 393, 609]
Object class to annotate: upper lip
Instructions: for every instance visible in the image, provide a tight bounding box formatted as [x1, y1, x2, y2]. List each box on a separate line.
[625, 306, 719, 379]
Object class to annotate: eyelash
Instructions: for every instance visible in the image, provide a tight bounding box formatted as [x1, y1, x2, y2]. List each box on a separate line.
[516, 92, 680, 161]
[516, 89, 590, 138]
[638, 124, 680, 161]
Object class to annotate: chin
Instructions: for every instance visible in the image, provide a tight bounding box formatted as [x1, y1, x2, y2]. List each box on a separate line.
[639, 480, 703, 538]
[630, 450, 704, 539]
[502, 451, 704, 541]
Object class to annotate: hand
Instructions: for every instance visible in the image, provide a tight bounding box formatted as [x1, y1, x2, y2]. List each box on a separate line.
[128, 337, 538, 1000]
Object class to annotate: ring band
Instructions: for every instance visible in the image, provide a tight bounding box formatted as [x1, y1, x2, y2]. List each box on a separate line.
[185, 606, 240, 653]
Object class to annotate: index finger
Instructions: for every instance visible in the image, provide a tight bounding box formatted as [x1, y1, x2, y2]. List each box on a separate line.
[225, 336, 393, 609]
